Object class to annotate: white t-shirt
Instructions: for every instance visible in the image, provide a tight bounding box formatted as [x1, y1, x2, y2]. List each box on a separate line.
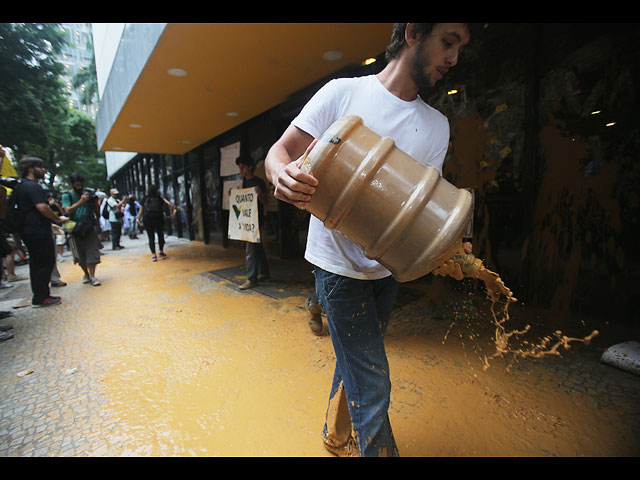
[107, 196, 121, 223]
[291, 74, 450, 280]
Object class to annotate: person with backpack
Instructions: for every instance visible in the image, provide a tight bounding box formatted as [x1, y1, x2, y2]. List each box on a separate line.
[124, 196, 139, 240]
[136, 184, 175, 262]
[16, 157, 69, 306]
[97, 190, 111, 243]
[61, 172, 102, 286]
[106, 188, 127, 251]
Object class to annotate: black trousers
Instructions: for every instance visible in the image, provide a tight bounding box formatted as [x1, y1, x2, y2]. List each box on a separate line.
[144, 217, 165, 254]
[21, 231, 55, 303]
[110, 221, 122, 249]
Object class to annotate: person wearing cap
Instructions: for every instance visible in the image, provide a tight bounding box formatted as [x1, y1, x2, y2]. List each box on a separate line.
[106, 188, 127, 251]
[61, 172, 102, 286]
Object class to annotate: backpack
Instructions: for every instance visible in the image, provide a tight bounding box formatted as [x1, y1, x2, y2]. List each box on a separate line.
[62, 190, 97, 238]
[129, 201, 137, 218]
[101, 199, 110, 220]
[143, 196, 163, 219]
[2, 183, 24, 234]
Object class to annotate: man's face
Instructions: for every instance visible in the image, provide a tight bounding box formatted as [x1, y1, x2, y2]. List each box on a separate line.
[409, 23, 470, 93]
[33, 165, 45, 179]
[73, 181, 84, 192]
[238, 163, 252, 179]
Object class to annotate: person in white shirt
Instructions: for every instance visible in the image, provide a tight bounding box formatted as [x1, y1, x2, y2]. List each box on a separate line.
[106, 188, 127, 250]
[265, 23, 470, 456]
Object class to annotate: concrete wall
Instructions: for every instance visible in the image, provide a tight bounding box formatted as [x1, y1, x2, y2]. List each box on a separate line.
[92, 23, 167, 176]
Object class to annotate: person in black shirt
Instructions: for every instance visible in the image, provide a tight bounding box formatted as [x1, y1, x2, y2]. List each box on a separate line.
[16, 157, 68, 307]
[136, 184, 175, 262]
[235, 155, 270, 290]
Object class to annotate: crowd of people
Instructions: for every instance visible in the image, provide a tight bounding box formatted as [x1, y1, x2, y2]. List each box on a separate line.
[0, 145, 177, 342]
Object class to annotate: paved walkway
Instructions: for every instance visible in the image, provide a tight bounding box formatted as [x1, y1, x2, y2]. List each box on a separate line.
[0, 233, 639, 457]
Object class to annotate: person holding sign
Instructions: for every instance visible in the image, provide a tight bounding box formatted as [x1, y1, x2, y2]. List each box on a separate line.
[235, 155, 270, 290]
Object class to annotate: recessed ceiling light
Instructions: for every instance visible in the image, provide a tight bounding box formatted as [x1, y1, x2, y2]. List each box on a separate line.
[182, 140, 192, 145]
[168, 68, 187, 77]
[113, 147, 123, 150]
[323, 50, 343, 61]
[226, 112, 239, 117]
[129, 123, 142, 128]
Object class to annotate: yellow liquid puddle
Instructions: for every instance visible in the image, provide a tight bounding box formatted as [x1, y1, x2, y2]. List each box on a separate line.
[49, 242, 633, 457]
[434, 240, 599, 371]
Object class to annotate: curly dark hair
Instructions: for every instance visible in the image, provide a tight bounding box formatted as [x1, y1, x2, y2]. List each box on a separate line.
[384, 23, 436, 62]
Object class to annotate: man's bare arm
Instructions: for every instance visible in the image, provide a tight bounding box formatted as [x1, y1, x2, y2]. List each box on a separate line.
[63, 192, 90, 215]
[265, 125, 318, 209]
[35, 203, 68, 223]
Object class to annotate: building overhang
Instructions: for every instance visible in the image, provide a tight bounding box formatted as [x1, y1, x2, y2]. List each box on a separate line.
[97, 23, 393, 156]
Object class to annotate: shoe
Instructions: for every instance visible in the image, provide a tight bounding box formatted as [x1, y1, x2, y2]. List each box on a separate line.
[32, 296, 62, 308]
[0, 281, 13, 289]
[0, 311, 13, 319]
[151, 255, 157, 262]
[82, 274, 91, 284]
[57, 255, 64, 263]
[238, 279, 257, 290]
[8, 275, 26, 282]
[0, 331, 13, 342]
[257, 274, 270, 282]
[90, 277, 101, 286]
[306, 297, 328, 336]
[51, 281, 67, 287]
[158, 252, 167, 259]
[322, 435, 359, 457]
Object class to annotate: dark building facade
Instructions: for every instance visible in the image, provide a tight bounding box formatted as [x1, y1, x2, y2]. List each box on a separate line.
[107, 24, 640, 322]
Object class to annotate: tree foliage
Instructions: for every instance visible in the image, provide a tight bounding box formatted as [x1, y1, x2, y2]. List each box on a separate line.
[0, 23, 107, 192]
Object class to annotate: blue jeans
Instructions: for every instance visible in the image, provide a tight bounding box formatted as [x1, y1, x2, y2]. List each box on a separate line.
[314, 266, 399, 457]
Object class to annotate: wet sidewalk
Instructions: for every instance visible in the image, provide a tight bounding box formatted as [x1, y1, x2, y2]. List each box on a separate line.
[0, 233, 639, 457]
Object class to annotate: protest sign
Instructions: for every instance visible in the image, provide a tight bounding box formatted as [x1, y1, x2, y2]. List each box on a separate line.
[228, 187, 260, 243]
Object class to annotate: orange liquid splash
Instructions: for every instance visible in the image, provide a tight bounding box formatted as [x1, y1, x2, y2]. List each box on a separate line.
[433, 239, 598, 371]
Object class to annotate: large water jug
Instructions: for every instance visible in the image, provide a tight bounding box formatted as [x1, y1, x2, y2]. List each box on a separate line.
[300, 115, 472, 282]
